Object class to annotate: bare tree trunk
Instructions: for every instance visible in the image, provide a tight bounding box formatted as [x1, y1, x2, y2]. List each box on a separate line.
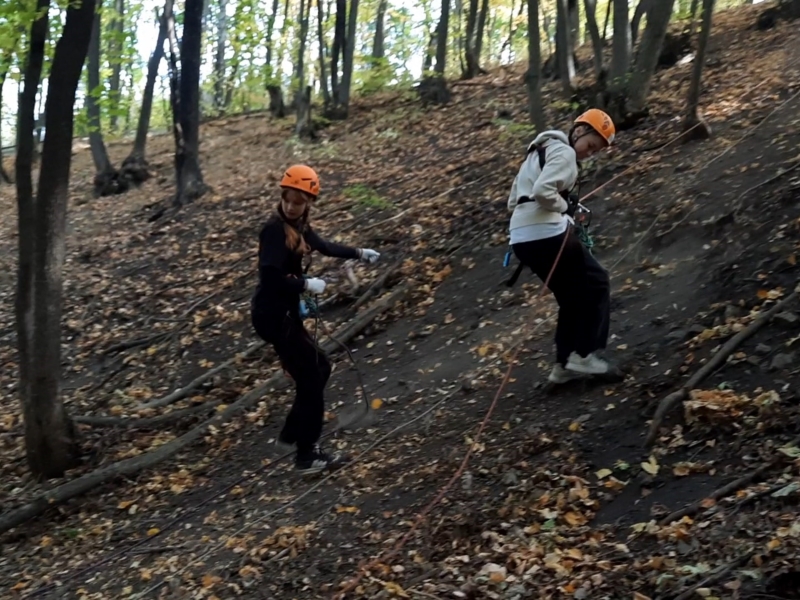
[463, 0, 480, 78]
[87, 8, 124, 197]
[16, 0, 96, 480]
[608, 0, 631, 93]
[295, 85, 316, 138]
[568, 0, 580, 47]
[330, 0, 346, 110]
[419, 0, 451, 104]
[122, 3, 169, 184]
[526, 0, 545, 132]
[267, 85, 287, 117]
[631, 0, 651, 45]
[626, 0, 676, 115]
[475, 0, 490, 66]
[213, 0, 228, 113]
[265, 0, 281, 83]
[687, 0, 701, 38]
[583, 0, 604, 78]
[173, 0, 207, 207]
[294, 0, 311, 108]
[422, 32, 435, 71]
[107, 0, 125, 133]
[555, 0, 575, 95]
[435, 0, 450, 74]
[339, 0, 360, 115]
[602, 0, 612, 42]
[683, 0, 714, 138]
[317, 0, 331, 108]
[372, 0, 388, 62]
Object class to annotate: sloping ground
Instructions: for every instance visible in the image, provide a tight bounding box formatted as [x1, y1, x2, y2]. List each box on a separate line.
[0, 4, 799, 599]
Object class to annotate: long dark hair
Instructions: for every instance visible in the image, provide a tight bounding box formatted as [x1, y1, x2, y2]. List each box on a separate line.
[279, 188, 313, 254]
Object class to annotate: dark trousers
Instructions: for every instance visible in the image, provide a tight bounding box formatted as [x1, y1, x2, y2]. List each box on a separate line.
[512, 228, 611, 365]
[252, 313, 331, 456]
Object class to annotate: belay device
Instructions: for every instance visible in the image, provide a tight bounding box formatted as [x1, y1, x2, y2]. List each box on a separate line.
[299, 275, 320, 318]
[503, 143, 595, 287]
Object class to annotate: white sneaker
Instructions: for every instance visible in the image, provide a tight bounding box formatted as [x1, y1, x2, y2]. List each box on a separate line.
[566, 352, 610, 375]
[548, 364, 583, 384]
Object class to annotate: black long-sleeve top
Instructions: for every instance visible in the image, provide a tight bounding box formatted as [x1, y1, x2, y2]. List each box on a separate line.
[251, 214, 359, 338]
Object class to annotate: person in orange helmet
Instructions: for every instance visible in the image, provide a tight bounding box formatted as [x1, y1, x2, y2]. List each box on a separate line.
[506, 109, 623, 385]
[251, 164, 380, 474]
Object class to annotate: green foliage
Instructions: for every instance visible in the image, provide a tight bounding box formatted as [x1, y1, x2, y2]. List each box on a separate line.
[358, 56, 394, 95]
[494, 117, 538, 144]
[344, 183, 392, 210]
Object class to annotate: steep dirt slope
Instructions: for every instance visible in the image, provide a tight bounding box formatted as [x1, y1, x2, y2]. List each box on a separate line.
[0, 5, 799, 599]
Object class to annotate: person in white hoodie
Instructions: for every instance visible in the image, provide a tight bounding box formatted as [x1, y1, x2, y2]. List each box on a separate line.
[507, 108, 620, 385]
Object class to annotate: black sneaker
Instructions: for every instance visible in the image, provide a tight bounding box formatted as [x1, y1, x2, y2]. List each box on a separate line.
[295, 446, 349, 475]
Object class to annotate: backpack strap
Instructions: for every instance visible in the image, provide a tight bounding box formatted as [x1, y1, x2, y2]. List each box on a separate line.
[526, 143, 547, 170]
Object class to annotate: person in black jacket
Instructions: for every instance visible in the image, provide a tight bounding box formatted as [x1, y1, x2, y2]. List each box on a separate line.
[251, 164, 380, 474]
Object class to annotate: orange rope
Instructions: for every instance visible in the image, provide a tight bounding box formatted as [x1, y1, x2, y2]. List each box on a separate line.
[332, 231, 570, 599]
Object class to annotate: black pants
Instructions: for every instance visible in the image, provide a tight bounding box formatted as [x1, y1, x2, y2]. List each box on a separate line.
[512, 228, 610, 365]
[252, 312, 331, 456]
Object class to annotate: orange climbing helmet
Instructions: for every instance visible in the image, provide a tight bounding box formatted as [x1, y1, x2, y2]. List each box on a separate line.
[280, 164, 320, 197]
[574, 109, 616, 145]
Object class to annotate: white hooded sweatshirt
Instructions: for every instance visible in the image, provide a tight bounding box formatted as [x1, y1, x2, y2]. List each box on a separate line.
[507, 130, 578, 244]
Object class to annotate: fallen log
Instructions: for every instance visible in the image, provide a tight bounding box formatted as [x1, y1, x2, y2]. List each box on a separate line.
[645, 285, 798, 447]
[137, 341, 265, 410]
[74, 400, 225, 428]
[0, 283, 409, 535]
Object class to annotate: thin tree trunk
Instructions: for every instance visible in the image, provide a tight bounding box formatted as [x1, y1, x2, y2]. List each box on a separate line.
[687, 0, 701, 38]
[475, 0, 490, 67]
[683, 0, 714, 137]
[568, 0, 580, 47]
[87, 8, 122, 197]
[420, 0, 451, 104]
[339, 0, 359, 114]
[423, 31, 437, 72]
[330, 0, 346, 108]
[584, 0, 604, 78]
[294, 0, 310, 108]
[122, 3, 168, 183]
[526, 0, 545, 132]
[463, 0, 479, 78]
[631, 0, 651, 45]
[265, 0, 281, 83]
[17, 0, 97, 480]
[174, 0, 206, 206]
[213, 0, 228, 113]
[626, 0, 676, 114]
[608, 0, 631, 93]
[295, 85, 315, 138]
[555, 0, 575, 95]
[108, 0, 125, 133]
[317, 0, 331, 107]
[435, 0, 450, 74]
[372, 0, 388, 63]
[602, 0, 612, 41]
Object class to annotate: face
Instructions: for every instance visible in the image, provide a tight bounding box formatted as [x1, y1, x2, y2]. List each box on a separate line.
[572, 126, 607, 160]
[281, 187, 312, 220]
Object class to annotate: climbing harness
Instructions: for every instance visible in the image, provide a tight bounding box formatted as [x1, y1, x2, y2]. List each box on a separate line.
[503, 143, 595, 287]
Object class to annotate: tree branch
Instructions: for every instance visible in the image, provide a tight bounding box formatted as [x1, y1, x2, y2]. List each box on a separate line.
[645, 285, 799, 447]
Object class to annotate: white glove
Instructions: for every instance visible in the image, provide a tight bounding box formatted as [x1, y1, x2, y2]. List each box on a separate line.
[359, 248, 380, 264]
[304, 277, 327, 295]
